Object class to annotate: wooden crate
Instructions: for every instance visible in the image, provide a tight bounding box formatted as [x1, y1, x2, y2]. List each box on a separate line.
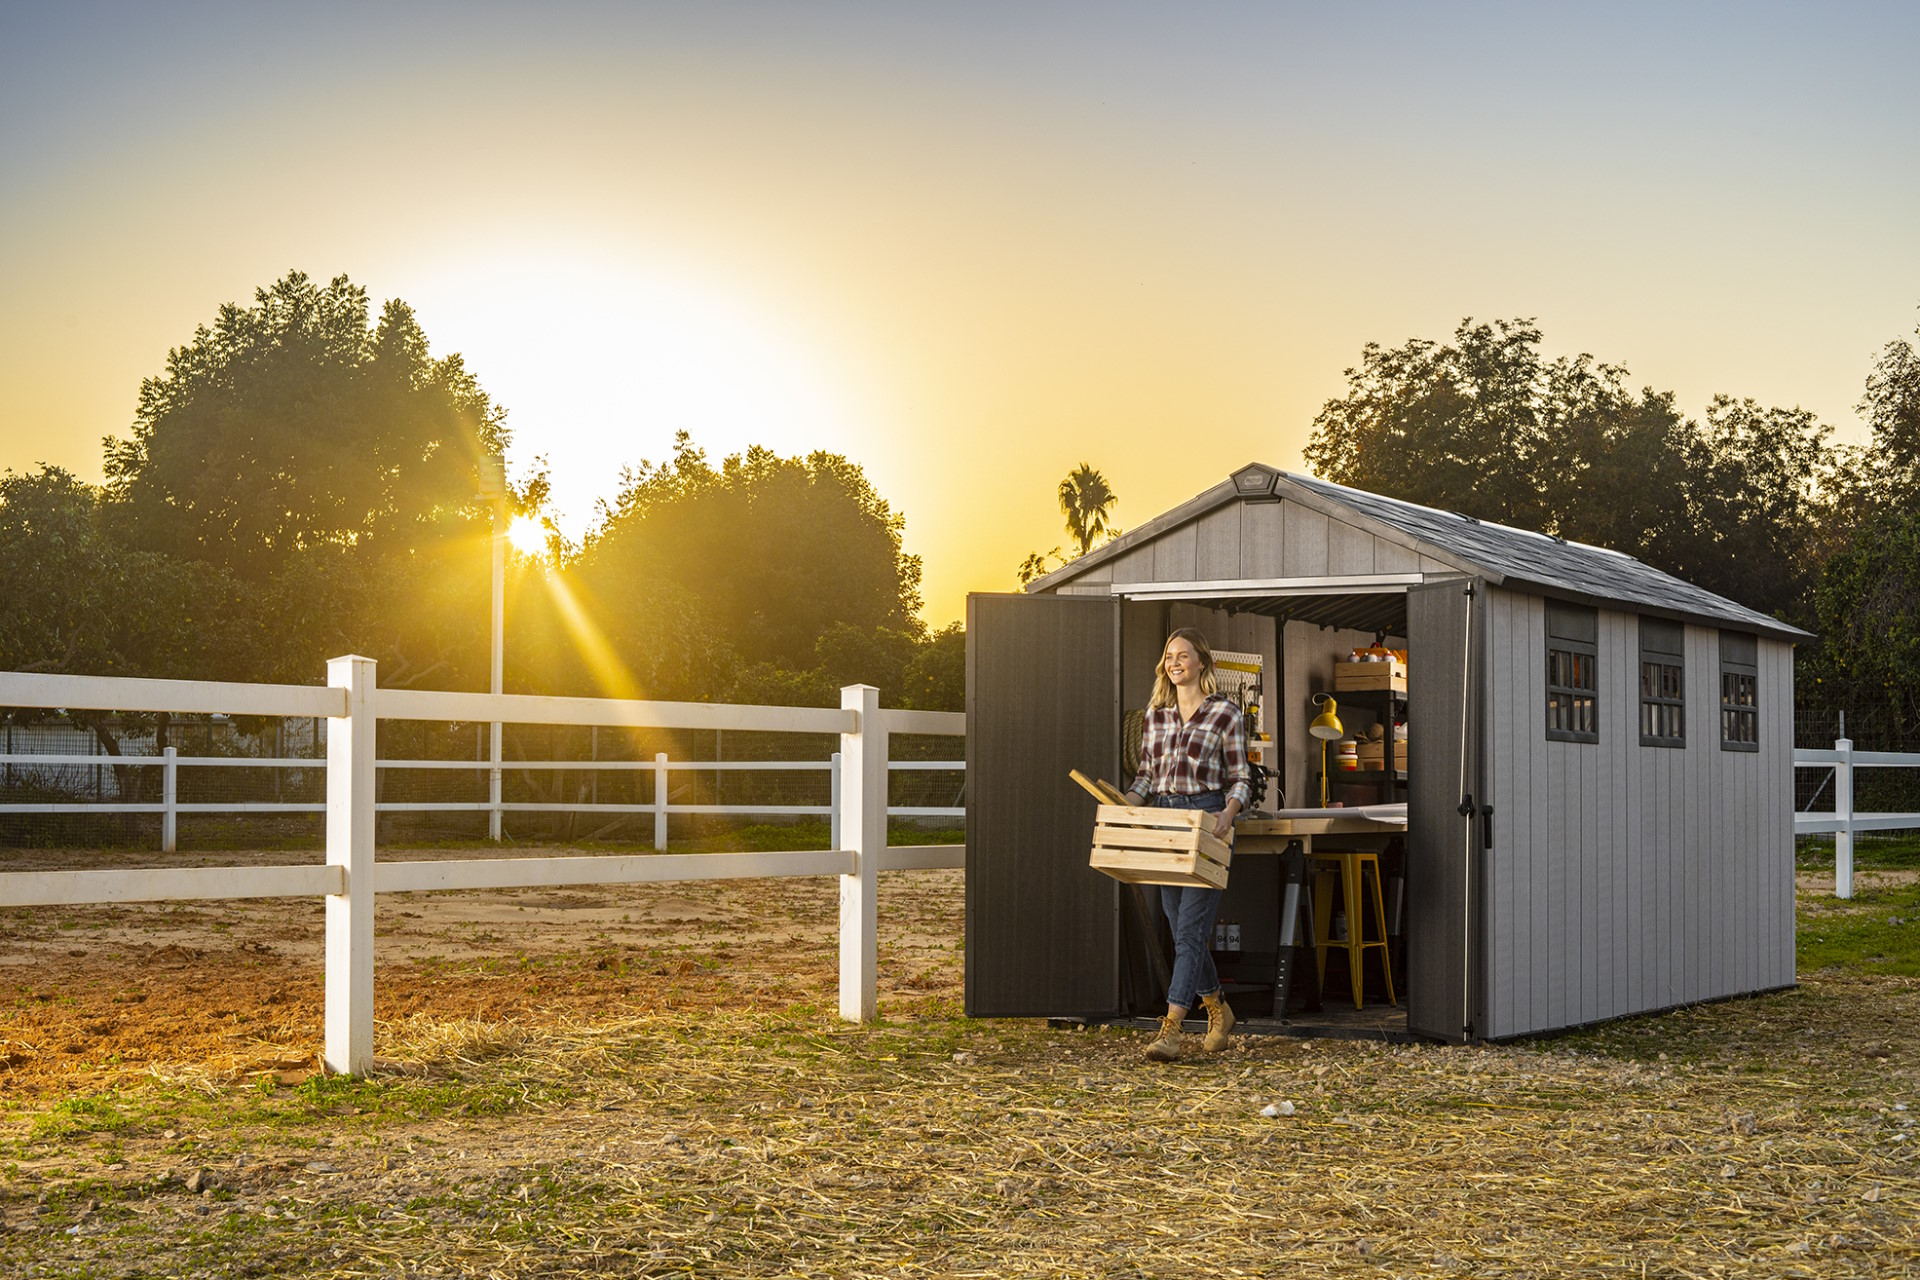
[1088, 804, 1232, 889]
[1333, 660, 1408, 693]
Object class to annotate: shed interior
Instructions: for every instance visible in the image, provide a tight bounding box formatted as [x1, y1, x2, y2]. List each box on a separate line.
[1114, 583, 1440, 1038]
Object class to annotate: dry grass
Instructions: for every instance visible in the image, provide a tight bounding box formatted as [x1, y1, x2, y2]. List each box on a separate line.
[9, 976, 1919, 1278]
[5, 866, 1920, 1276]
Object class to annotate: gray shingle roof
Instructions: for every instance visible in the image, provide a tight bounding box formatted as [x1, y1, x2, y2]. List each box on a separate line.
[1276, 471, 1809, 642]
[1030, 464, 1811, 643]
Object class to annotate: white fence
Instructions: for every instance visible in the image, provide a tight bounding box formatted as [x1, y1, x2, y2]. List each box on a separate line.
[0, 749, 960, 852]
[1795, 737, 1920, 899]
[0, 661, 967, 1075]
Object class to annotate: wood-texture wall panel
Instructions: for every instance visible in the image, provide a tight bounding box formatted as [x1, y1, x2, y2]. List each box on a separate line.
[1481, 598, 1797, 1038]
[1241, 503, 1286, 577]
[1328, 519, 1377, 575]
[1282, 504, 1331, 577]
[1153, 523, 1199, 582]
[1194, 506, 1243, 580]
[1376, 541, 1420, 574]
[1485, 588, 1518, 1036]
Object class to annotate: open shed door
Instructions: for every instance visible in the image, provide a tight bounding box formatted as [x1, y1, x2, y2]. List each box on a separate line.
[965, 592, 1122, 1018]
[1406, 579, 1481, 1042]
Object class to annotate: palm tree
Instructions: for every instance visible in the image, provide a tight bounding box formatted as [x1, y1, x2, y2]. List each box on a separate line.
[1057, 464, 1118, 558]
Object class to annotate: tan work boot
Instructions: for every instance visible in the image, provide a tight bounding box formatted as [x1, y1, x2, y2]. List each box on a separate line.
[1143, 1011, 1184, 1062]
[1200, 991, 1236, 1052]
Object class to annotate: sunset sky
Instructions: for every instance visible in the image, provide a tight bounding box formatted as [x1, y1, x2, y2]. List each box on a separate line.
[4, 2, 1917, 625]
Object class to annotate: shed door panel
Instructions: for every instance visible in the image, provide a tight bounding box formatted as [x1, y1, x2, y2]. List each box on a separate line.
[965, 592, 1122, 1017]
[1407, 580, 1479, 1041]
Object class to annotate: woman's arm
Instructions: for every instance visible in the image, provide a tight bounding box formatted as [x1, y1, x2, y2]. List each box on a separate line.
[1124, 711, 1157, 805]
[1213, 702, 1254, 837]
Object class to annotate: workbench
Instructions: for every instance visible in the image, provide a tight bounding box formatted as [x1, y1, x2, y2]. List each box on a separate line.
[1230, 806, 1406, 1013]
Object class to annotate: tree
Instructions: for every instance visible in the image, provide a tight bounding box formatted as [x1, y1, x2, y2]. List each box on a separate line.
[1058, 464, 1118, 557]
[568, 433, 926, 698]
[1814, 503, 1920, 729]
[1859, 310, 1920, 498]
[1016, 547, 1061, 586]
[0, 466, 258, 768]
[97, 271, 513, 688]
[103, 271, 506, 579]
[1303, 317, 1836, 622]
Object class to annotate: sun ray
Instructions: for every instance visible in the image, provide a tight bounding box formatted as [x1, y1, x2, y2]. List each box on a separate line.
[539, 571, 646, 703]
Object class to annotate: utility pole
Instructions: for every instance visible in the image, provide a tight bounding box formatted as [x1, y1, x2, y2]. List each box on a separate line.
[477, 456, 507, 841]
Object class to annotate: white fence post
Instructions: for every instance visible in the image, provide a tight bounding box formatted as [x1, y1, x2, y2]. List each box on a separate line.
[838, 686, 884, 1023]
[161, 746, 177, 854]
[325, 655, 377, 1075]
[1836, 736, 1855, 900]
[654, 752, 669, 852]
[830, 751, 842, 853]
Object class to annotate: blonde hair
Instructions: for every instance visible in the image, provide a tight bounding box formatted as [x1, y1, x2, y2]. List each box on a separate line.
[1149, 627, 1219, 710]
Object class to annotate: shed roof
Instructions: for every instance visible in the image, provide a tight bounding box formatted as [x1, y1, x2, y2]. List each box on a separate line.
[1027, 463, 1811, 643]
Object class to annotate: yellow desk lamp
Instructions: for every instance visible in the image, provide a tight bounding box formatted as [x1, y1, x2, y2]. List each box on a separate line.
[1309, 694, 1344, 808]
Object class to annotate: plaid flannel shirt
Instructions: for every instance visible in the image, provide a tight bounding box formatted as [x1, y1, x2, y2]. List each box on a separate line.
[1128, 694, 1253, 809]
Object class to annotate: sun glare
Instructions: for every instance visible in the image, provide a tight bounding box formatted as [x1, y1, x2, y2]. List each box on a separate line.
[507, 515, 548, 556]
[404, 251, 875, 547]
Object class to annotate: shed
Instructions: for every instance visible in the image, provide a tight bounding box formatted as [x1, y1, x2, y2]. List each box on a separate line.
[964, 463, 1808, 1042]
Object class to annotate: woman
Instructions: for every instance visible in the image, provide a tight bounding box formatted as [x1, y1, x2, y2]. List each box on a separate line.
[1123, 627, 1251, 1062]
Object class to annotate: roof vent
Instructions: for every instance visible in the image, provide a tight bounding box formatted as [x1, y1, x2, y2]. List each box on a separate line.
[1231, 465, 1278, 498]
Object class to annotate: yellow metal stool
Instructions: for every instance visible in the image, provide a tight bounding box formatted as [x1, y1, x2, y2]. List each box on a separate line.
[1308, 850, 1397, 1010]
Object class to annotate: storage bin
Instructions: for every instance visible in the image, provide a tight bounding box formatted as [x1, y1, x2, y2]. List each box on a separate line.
[1333, 659, 1408, 693]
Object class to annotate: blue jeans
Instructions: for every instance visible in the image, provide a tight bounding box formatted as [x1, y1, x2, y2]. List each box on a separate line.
[1152, 790, 1227, 1010]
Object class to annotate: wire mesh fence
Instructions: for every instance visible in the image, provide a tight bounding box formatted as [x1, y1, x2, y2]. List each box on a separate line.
[1795, 708, 1920, 818]
[0, 710, 965, 852]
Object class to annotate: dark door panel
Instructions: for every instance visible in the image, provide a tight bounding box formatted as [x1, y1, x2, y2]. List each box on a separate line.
[965, 592, 1122, 1017]
[1407, 580, 1479, 1041]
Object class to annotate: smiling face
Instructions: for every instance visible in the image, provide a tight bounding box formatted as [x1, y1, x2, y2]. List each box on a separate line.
[1162, 637, 1201, 690]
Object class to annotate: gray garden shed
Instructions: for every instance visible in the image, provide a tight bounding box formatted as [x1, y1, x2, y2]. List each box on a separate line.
[964, 463, 1807, 1042]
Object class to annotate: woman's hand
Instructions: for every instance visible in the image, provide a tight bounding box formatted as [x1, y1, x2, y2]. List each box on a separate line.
[1122, 792, 1144, 808]
[1210, 800, 1241, 838]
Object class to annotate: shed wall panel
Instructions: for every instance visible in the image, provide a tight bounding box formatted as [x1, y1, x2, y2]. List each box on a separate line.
[1194, 506, 1243, 580]
[1766, 639, 1796, 987]
[1110, 545, 1157, 583]
[1529, 595, 1550, 1029]
[1153, 523, 1199, 582]
[1241, 502, 1286, 577]
[1479, 598, 1793, 1039]
[1376, 541, 1420, 574]
[1328, 519, 1377, 576]
[1282, 504, 1331, 577]
[1485, 588, 1519, 1036]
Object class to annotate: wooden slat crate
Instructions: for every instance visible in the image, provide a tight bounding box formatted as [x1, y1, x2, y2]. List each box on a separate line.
[1333, 659, 1408, 693]
[1088, 804, 1232, 889]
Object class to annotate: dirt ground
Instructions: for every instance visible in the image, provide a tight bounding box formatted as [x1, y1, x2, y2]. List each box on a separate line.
[0, 846, 961, 1099]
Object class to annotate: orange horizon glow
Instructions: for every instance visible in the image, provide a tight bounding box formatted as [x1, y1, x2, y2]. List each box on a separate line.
[3, 6, 1914, 625]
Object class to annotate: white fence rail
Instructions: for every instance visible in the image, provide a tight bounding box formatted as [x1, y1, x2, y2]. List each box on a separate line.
[1794, 737, 1920, 899]
[0, 750, 962, 851]
[0, 661, 967, 1074]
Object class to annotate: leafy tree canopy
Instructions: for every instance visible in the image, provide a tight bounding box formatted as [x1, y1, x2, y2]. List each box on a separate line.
[575, 433, 925, 679]
[103, 271, 507, 580]
[1303, 317, 1834, 622]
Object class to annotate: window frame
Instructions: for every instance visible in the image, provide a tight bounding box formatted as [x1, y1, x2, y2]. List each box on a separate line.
[1719, 630, 1759, 752]
[1638, 617, 1686, 749]
[1545, 600, 1599, 745]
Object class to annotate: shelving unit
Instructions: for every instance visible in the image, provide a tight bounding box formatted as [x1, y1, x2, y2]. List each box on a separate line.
[1316, 686, 1409, 802]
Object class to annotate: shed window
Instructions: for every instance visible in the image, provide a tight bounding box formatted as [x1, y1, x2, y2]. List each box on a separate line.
[1638, 618, 1685, 748]
[1719, 631, 1758, 751]
[1545, 600, 1598, 743]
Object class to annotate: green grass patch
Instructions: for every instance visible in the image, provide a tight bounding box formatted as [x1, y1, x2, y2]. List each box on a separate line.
[1799, 879, 1920, 976]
